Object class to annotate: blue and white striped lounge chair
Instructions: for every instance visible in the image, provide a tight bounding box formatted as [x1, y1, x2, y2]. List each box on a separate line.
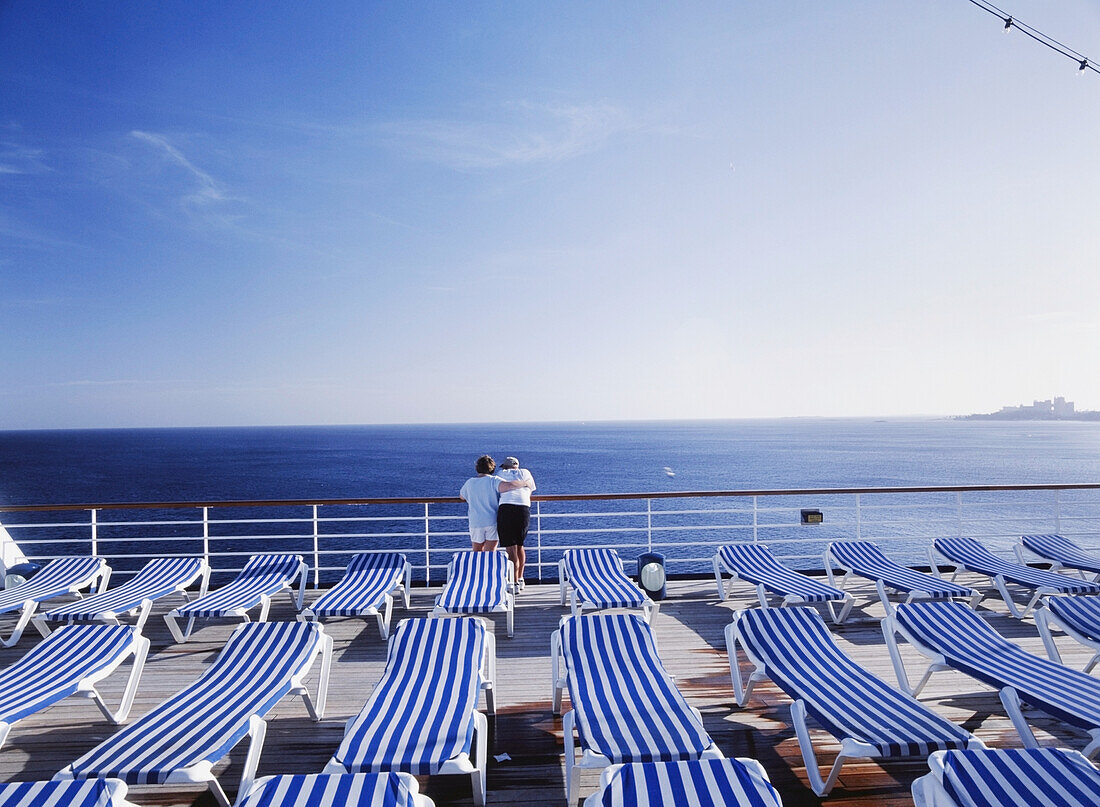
[0, 556, 110, 647]
[726, 606, 977, 796]
[34, 557, 209, 635]
[323, 618, 493, 807]
[56, 620, 332, 807]
[432, 551, 514, 638]
[911, 748, 1100, 807]
[551, 613, 721, 804]
[583, 758, 783, 807]
[713, 543, 853, 623]
[825, 540, 980, 614]
[1036, 595, 1100, 672]
[1017, 534, 1100, 580]
[300, 553, 410, 639]
[931, 537, 1100, 618]
[164, 553, 307, 642]
[0, 624, 148, 750]
[886, 600, 1100, 757]
[235, 772, 434, 807]
[0, 779, 136, 807]
[559, 548, 657, 623]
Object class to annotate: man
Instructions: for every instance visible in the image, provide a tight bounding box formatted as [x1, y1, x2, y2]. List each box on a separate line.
[495, 456, 535, 588]
[458, 455, 529, 552]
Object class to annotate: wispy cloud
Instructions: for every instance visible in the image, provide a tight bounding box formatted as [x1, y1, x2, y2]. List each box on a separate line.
[0, 142, 50, 175]
[129, 130, 231, 208]
[374, 102, 630, 169]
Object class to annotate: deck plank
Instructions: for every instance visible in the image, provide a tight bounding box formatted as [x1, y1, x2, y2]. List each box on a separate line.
[0, 572, 1095, 806]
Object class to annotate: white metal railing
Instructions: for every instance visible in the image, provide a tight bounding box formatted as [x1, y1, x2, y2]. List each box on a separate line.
[1, 484, 1098, 586]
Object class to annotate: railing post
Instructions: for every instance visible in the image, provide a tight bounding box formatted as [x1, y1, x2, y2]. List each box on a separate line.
[956, 490, 964, 538]
[855, 493, 862, 540]
[312, 505, 320, 589]
[424, 503, 431, 587]
[90, 508, 98, 557]
[752, 496, 759, 543]
[536, 500, 542, 582]
[202, 507, 210, 568]
[646, 499, 653, 552]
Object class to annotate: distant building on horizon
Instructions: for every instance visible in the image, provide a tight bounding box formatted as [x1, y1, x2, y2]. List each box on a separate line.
[964, 395, 1098, 421]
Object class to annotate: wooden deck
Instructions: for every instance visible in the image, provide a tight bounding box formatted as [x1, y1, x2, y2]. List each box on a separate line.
[0, 573, 1096, 807]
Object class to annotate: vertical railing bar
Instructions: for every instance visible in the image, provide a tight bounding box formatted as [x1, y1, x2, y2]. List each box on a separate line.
[312, 505, 320, 589]
[424, 503, 430, 587]
[647, 499, 653, 552]
[202, 506, 210, 569]
[752, 496, 759, 543]
[90, 508, 98, 557]
[536, 500, 543, 582]
[1054, 489, 1062, 533]
[956, 490, 964, 538]
[855, 493, 862, 541]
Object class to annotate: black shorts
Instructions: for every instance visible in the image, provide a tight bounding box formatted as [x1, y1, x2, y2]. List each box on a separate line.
[497, 504, 531, 547]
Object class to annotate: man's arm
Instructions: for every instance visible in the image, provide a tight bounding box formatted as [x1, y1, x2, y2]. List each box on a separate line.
[498, 479, 527, 492]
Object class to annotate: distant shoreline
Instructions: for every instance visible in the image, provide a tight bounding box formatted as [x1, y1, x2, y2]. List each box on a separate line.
[958, 412, 1100, 421]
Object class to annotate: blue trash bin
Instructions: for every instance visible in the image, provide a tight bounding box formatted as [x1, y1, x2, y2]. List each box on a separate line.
[637, 551, 667, 601]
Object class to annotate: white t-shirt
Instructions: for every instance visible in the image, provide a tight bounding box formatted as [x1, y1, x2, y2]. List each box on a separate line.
[497, 468, 535, 506]
[459, 475, 503, 528]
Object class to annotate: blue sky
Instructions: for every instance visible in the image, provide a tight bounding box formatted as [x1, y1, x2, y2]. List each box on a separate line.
[3, 1, 1100, 428]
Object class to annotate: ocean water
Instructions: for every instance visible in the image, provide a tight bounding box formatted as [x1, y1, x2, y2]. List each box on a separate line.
[0, 418, 1098, 577]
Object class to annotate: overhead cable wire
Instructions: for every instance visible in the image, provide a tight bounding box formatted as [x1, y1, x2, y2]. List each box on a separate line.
[963, 0, 1100, 75]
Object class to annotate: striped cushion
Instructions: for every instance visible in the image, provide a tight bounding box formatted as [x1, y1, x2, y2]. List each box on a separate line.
[564, 549, 647, 610]
[307, 554, 405, 618]
[896, 601, 1100, 730]
[0, 624, 136, 724]
[593, 759, 782, 807]
[1023, 534, 1100, 575]
[936, 538, 1100, 594]
[829, 541, 972, 598]
[1049, 595, 1100, 643]
[174, 554, 302, 618]
[736, 607, 971, 756]
[0, 557, 105, 615]
[562, 613, 711, 763]
[718, 544, 845, 603]
[43, 558, 204, 622]
[0, 779, 128, 807]
[67, 621, 323, 784]
[332, 618, 486, 775]
[237, 772, 417, 807]
[939, 748, 1100, 807]
[435, 552, 508, 614]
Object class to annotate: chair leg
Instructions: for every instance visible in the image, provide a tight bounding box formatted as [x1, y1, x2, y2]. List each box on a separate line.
[791, 700, 847, 796]
[724, 620, 764, 706]
[1, 601, 35, 648]
[299, 632, 333, 721]
[551, 632, 565, 715]
[164, 611, 187, 643]
[471, 710, 488, 807]
[31, 615, 52, 638]
[90, 635, 150, 724]
[999, 687, 1039, 748]
[713, 556, 727, 601]
[235, 715, 268, 805]
[1035, 609, 1064, 664]
[563, 709, 578, 806]
[379, 594, 393, 640]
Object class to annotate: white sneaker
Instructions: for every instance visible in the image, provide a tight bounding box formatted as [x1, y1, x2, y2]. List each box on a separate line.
[517, 579, 526, 591]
